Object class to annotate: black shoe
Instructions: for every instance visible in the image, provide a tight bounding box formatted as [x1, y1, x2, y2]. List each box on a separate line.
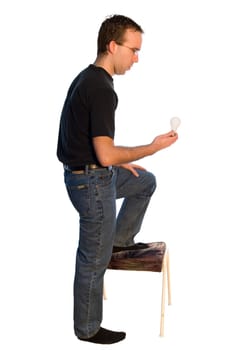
[112, 242, 149, 253]
[78, 327, 126, 344]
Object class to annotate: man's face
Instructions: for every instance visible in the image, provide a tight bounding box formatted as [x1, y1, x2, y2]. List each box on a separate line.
[113, 29, 142, 75]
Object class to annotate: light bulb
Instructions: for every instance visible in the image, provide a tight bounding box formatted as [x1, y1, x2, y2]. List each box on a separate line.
[170, 117, 181, 132]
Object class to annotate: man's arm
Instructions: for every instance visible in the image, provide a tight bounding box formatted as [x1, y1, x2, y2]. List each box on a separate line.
[93, 131, 178, 167]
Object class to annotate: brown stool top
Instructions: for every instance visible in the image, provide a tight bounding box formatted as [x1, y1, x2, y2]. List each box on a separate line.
[108, 242, 166, 272]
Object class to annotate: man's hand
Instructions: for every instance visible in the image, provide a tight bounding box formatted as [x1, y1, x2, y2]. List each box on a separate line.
[119, 163, 146, 177]
[151, 131, 178, 152]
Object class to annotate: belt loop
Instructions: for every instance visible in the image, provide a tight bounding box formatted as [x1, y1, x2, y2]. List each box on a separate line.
[85, 165, 89, 174]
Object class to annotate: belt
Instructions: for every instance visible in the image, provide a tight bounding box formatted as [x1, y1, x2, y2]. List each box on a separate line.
[64, 164, 112, 174]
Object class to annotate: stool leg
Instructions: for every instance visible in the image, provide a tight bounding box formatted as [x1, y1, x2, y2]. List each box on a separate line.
[160, 253, 167, 336]
[167, 250, 172, 305]
[103, 283, 107, 300]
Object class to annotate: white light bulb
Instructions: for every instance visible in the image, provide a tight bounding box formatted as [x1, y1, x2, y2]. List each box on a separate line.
[170, 117, 181, 132]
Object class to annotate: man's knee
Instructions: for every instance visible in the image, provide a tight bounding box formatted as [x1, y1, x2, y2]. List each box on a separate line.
[146, 171, 157, 195]
[138, 170, 157, 196]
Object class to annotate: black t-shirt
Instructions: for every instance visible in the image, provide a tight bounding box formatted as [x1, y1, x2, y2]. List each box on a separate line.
[57, 64, 118, 166]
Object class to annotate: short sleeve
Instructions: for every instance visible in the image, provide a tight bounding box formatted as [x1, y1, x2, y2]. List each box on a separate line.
[90, 88, 118, 138]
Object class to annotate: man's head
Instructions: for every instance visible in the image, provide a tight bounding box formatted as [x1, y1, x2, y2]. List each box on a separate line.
[97, 14, 144, 55]
[96, 15, 144, 75]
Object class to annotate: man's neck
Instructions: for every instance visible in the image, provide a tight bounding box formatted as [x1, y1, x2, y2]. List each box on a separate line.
[93, 56, 114, 76]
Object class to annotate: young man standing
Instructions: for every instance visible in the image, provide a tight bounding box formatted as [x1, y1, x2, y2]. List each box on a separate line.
[57, 14, 178, 345]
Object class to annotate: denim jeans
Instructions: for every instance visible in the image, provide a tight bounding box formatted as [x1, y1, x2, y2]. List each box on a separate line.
[64, 166, 156, 338]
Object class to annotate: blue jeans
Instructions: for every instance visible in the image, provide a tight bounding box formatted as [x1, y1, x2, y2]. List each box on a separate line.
[64, 166, 156, 338]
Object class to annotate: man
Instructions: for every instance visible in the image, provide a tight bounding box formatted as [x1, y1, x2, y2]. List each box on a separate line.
[57, 14, 178, 345]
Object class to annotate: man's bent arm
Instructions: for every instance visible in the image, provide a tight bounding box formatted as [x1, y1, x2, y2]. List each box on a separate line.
[93, 133, 178, 167]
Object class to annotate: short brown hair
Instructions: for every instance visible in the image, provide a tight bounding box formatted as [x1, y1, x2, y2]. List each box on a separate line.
[97, 14, 144, 55]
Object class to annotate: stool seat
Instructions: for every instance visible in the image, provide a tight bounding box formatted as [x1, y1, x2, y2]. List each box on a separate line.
[108, 242, 166, 272]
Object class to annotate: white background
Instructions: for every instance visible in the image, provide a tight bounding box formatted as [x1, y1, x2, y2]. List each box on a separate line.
[1, 0, 234, 349]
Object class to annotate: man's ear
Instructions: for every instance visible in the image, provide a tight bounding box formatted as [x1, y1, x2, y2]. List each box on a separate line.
[108, 40, 117, 54]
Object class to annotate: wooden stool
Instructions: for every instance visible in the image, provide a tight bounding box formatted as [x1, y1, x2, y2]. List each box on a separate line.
[104, 242, 171, 337]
